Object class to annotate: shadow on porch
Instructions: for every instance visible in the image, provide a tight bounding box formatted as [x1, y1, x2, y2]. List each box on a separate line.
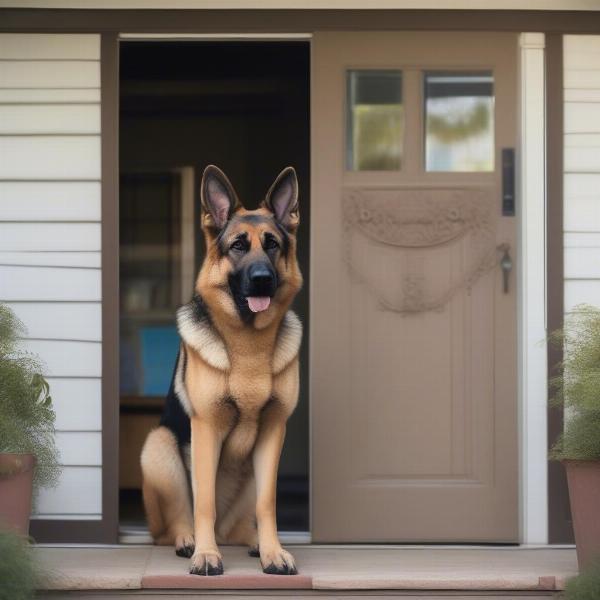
[35, 545, 577, 598]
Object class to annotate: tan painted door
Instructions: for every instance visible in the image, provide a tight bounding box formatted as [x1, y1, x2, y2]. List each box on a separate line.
[311, 32, 518, 542]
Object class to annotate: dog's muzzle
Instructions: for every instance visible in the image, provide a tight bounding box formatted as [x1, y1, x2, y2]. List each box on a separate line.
[245, 263, 277, 312]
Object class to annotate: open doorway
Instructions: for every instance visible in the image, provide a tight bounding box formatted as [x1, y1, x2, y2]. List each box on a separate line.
[118, 41, 310, 541]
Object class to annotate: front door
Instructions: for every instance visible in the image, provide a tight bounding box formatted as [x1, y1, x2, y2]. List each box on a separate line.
[311, 32, 518, 542]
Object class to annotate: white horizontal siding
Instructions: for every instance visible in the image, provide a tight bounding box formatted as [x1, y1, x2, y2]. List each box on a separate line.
[564, 70, 600, 90]
[565, 280, 600, 311]
[0, 182, 101, 221]
[0, 61, 100, 88]
[48, 378, 102, 431]
[0, 88, 101, 103]
[0, 265, 101, 301]
[0, 223, 101, 251]
[564, 35, 600, 315]
[564, 89, 600, 102]
[565, 134, 600, 146]
[565, 172, 600, 197]
[565, 232, 600, 247]
[22, 339, 102, 378]
[564, 35, 600, 68]
[565, 246, 600, 279]
[565, 144, 600, 172]
[31, 466, 102, 516]
[56, 432, 102, 466]
[0, 105, 100, 134]
[0, 34, 103, 524]
[564, 173, 600, 232]
[32, 514, 101, 521]
[563, 197, 600, 232]
[0, 34, 100, 60]
[4, 302, 101, 341]
[0, 252, 101, 268]
[565, 105, 600, 133]
[0, 136, 101, 180]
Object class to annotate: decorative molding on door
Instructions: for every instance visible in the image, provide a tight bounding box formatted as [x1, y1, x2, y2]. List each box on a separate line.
[342, 187, 502, 314]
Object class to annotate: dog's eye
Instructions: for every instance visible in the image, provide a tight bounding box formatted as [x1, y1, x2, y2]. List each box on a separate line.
[230, 240, 247, 252]
[264, 238, 279, 250]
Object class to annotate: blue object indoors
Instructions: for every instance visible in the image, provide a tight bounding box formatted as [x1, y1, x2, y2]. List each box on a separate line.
[140, 326, 180, 396]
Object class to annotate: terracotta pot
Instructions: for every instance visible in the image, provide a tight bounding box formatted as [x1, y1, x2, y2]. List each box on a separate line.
[0, 453, 35, 536]
[564, 459, 600, 570]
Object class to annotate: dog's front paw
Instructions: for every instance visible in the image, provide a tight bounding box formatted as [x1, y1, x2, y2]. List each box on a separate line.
[175, 533, 195, 558]
[260, 547, 297, 575]
[189, 550, 223, 576]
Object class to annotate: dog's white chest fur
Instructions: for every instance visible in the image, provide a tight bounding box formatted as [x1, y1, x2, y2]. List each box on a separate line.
[176, 303, 302, 376]
[175, 302, 302, 422]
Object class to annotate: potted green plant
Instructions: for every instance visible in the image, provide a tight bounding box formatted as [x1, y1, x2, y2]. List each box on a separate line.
[0, 529, 37, 600]
[0, 304, 60, 536]
[564, 561, 600, 600]
[550, 305, 600, 570]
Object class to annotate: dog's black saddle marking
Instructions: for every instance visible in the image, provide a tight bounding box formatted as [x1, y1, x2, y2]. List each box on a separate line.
[160, 353, 191, 447]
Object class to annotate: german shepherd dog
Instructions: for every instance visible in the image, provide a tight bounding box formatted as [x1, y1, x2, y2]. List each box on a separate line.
[140, 165, 303, 576]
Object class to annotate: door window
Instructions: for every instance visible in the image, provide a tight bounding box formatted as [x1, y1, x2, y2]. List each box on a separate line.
[424, 71, 494, 172]
[346, 70, 404, 171]
[345, 69, 495, 174]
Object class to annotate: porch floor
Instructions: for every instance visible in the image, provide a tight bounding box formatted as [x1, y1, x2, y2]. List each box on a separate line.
[35, 545, 577, 595]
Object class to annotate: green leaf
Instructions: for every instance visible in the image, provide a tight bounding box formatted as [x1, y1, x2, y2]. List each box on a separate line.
[0, 303, 61, 492]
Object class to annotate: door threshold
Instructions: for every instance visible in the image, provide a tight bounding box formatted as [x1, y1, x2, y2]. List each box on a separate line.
[118, 525, 311, 545]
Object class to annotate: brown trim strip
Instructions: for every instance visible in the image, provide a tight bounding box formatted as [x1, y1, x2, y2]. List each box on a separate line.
[99, 31, 120, 545]
[2, 9, 600, 34]
[545, 33, 572, 545]
[30, 520, 108, 544]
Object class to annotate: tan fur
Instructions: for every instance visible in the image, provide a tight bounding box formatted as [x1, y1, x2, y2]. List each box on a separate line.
[177, 306, 302, 377]
[140, 427, 194, 551]
[141, 166, 303, 576]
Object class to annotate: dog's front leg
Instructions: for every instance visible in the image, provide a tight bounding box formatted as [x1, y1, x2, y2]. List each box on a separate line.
[189, 417, 224, 576]
[253, 404, 297, 575]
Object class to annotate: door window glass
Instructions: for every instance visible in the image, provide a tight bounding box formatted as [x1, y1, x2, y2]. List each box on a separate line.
[346, 70, 403, 171]
[424, 71, 494, 172]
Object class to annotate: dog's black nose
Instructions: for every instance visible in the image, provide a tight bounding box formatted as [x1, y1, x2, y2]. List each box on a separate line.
[248, 263, 275, 288]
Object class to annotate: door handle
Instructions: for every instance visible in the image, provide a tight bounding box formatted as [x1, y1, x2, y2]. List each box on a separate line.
[498, 243, 512, 294]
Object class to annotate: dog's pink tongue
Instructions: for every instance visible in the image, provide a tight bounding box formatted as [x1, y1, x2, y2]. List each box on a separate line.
[247, 296, 271, 313]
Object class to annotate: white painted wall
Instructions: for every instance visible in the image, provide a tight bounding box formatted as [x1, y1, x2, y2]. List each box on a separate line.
[564, 36, 600, 313]
[518, 32, 548, 545]
[0, 34, 102, 520]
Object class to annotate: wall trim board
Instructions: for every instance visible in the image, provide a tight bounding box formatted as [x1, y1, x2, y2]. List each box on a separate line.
[2, 10, 600, 35]
[99, 31, 120, 545]
[546, 33, 573, 545]
[30, 519, 106, 543]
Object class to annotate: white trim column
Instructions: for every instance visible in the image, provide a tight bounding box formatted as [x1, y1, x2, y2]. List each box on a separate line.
[518, 32, 548, 545]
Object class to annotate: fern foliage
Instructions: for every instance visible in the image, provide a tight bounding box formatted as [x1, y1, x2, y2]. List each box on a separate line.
[0, 304, 60, 490]
[550, 305, 600, 461]
[0, 530, 36, 600]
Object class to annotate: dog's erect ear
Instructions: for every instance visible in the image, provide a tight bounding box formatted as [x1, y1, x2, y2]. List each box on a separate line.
[200, 165, 242, 230]
[262, 167, 299, 231]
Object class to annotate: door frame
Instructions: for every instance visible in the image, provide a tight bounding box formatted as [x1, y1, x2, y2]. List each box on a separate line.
[5, 15, 569, 543]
